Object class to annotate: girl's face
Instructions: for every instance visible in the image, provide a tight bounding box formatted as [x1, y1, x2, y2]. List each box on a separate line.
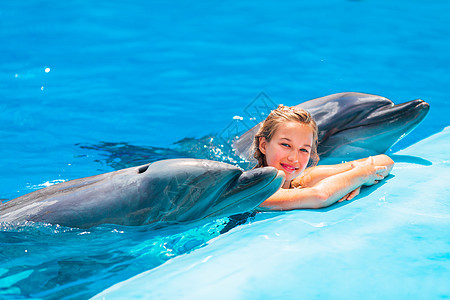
[259, 121, 313, 188]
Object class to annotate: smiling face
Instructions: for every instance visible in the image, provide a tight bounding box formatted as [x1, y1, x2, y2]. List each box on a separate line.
[259, 121, 313, 188]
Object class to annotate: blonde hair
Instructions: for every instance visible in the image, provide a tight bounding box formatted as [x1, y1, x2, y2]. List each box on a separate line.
[253, 105, 319, 168]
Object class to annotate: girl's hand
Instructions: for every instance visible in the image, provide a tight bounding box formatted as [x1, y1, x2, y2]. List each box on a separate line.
[352, 156, 387, 186]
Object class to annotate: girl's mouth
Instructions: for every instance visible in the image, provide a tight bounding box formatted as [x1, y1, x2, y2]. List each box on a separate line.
[280, 163, 298, 173]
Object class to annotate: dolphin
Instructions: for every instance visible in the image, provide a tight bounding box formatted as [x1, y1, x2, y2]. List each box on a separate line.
[0, 159, 284, 229]
[233, 92, 430, 162]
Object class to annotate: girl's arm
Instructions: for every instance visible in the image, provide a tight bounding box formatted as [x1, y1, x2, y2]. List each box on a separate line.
[292, 154, 394, 188]
[258, 157, 390, 210]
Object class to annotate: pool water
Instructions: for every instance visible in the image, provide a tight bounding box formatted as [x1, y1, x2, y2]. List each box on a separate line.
[1, 0, 449, 299]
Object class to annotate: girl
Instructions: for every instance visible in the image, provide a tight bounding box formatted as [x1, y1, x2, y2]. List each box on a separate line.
[254, 105, 394, 210]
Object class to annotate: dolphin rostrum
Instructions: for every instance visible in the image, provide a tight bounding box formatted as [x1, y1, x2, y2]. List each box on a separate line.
[0, 159, 284, 228]
[233, 92, 430, 162]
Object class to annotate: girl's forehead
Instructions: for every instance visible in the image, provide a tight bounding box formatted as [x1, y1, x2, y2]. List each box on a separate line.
[271, 121, 313, 145]
[275, 121, 313, 134]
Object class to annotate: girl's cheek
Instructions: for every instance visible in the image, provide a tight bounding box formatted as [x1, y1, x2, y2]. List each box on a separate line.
[300, 154, 310, 169]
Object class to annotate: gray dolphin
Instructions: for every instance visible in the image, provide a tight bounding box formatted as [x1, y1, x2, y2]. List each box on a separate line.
[0, 159, 284, 228]
[234, 92, 430, 162]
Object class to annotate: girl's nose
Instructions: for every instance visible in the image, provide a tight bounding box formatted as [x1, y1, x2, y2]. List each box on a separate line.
[287, 150, 299, 162]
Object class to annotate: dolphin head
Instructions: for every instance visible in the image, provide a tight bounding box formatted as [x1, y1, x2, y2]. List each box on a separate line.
[137, 159, 284, 224]
[300, 93, 430, 160]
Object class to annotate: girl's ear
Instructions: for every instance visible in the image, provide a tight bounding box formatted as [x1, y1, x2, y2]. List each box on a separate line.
[259, 137, 267, 155]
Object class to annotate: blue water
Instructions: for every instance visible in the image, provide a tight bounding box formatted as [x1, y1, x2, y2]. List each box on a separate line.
[1, 0, 449, 299]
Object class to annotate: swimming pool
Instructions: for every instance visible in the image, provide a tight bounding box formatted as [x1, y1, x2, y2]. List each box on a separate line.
[1, 0, 449, 298]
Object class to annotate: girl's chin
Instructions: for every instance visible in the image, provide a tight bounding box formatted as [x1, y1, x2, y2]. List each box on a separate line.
[281, 169, 298, 177]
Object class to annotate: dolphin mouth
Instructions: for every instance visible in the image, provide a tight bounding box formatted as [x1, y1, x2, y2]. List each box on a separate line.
[205, 168, 285, 218]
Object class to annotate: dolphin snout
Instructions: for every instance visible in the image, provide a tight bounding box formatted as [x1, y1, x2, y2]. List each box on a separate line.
[415, 99, 430, 110]
[235, 167, 279, 187]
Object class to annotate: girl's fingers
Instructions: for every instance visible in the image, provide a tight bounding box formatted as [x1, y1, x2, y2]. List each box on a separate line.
[339, 194, 348, 202]
[349, 187, 360, 200]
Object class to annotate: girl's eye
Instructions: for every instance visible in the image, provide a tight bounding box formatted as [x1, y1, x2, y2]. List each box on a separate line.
[300, 148, 310, 153]
[281, 143, 290, 148]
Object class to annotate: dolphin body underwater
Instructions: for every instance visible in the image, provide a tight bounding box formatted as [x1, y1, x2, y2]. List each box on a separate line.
[234, 92, 430, 162]
[0, 159, 284, 228]
[1, 92, 429, 229]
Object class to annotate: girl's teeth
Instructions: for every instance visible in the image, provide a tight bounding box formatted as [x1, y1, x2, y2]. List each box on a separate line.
[282, 164, 296, 172]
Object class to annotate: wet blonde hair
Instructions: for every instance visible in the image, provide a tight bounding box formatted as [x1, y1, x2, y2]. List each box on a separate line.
[253, 105, 319, 168]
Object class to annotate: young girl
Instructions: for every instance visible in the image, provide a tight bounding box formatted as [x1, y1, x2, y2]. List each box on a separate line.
[254, 105, 394, 210]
